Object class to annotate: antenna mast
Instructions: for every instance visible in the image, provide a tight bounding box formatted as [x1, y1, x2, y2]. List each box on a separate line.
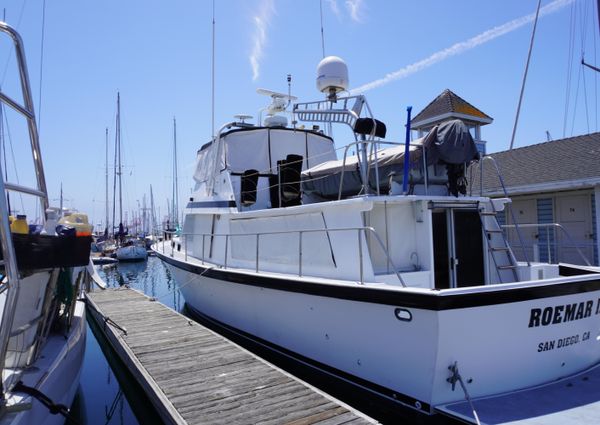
[319, 0, 326, 58]
[105, 127, 109, 234]
[211, 0, 216, 139]
[509, 0, 541, 150]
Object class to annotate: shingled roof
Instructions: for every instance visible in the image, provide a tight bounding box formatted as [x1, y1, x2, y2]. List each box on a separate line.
[470, 132, 600, 195]
[412, 89, 493, 129]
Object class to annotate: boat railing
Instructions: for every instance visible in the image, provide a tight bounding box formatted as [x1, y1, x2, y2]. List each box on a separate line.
[0, 21, 50, 399]
[0, 22, 49, 209]
[160, 226, 407, 287]
[501, 223, 593, 266]
[476, 155, 531, 266]
[293, 95, 369, 129]
[337, 140, 428, 199]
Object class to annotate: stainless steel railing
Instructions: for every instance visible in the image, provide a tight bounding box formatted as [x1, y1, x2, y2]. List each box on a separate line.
[501, 223, 593, 266]
[159, 226, 407, 287]
[337, 140, 429, 200]
[0, 22, 49, 210]
[0, 21, 51, 399]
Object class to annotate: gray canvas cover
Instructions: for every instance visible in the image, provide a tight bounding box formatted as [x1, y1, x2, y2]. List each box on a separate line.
[422, 119, 480, 165]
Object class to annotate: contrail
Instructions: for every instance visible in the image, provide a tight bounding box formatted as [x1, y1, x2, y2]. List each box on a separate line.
[350, 0, 573, 94]
[250, 0, 275, 81]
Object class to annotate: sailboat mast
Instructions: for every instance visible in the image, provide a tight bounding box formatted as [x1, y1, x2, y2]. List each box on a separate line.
[150, 184, 156, 233]
[117, 92, 123, 226]
[59, 182, 63, 215]
[112, 94, 118, 237]
[172, 117, 179, 227]
[142, 194, 147, 234]
[105, 127, 109, 234]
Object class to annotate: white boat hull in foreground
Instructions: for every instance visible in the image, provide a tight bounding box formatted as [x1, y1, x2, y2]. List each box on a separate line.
[1, 296, 86, 425]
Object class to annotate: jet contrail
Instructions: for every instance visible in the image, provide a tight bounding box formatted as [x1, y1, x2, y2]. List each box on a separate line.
[350, 0, 573, 94]
[250, 0, 275, 81]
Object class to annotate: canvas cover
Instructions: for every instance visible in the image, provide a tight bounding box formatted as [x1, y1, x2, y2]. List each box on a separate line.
[423, 119, 480, 165]
[302, 120, 479, 198]
[301, 142, 424, 199]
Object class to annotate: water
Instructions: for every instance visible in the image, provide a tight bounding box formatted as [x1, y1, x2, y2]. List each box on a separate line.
[74, 256, 181, 425]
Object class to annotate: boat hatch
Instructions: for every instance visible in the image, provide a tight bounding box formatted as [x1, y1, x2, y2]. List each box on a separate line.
[435, 362, 600, 424]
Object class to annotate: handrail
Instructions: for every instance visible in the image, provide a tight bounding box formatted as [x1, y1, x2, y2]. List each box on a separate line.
[0, 21, 48, 210]
[478, 156, 530, 266]
[501, 223, 592, 266]
[159, 226, 407, 287]
[293, 95, 370, 129]
[0, 21, 48, 399]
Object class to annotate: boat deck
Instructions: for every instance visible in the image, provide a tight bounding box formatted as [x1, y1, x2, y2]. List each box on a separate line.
[86, 287, 376, 425]
[436, 362, 600, 424]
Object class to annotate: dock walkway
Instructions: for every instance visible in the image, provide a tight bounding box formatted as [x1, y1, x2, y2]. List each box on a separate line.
[86, 287, 376, 425]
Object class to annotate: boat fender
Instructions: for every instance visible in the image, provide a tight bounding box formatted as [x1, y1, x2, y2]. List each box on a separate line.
[13, 381, 78, 424]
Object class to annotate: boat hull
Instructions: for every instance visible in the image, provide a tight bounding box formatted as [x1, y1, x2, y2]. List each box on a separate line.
[158, 251, 600, 415]
[3, 300, 86, 425]
[116, 245, 148, 262]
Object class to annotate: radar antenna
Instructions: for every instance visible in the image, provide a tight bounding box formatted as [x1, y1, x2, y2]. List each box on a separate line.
[256, 88, 298, 116]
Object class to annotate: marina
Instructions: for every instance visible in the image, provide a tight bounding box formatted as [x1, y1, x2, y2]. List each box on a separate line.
[1, 1, 600, 425]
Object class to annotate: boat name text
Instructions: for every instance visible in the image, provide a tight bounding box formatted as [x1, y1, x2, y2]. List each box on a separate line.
[528, 299, 600, 328]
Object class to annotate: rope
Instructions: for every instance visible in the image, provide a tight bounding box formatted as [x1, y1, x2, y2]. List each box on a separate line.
[447, 362, 481, 425]
[103, 316, 127, 336]
[37, 0, 47, 133]
[563, 1, 577, 137]
[13, 380, 79, 424]
[154, 264, 214, 301]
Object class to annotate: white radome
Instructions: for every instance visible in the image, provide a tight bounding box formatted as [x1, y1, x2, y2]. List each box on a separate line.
[316, 56, 349, 95]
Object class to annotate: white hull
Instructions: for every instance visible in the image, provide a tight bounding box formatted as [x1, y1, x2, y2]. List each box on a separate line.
[116, 245, 148, 261]
[2, 301, 86, 425]
[159, 248, 600, 413]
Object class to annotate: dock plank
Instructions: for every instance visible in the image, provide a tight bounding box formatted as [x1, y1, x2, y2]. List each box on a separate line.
[86, 287, 376, 425]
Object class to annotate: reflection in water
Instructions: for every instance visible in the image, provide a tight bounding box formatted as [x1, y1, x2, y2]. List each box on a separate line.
[77, 256, 180, 424]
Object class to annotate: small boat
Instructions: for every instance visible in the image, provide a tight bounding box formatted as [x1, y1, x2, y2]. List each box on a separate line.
[92, 255, 119, 265]
[116, 239, 148, 262]
[155, 56, 600, 421]
[0, 22, 90, 425]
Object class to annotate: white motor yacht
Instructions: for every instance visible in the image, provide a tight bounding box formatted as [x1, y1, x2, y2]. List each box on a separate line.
[155, 56, 600, 421]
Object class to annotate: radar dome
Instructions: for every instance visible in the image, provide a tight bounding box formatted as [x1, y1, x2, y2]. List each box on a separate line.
[316, 56, 349, 97]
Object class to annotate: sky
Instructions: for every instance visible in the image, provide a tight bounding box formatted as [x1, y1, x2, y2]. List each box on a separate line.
[0, 0, 598, 228]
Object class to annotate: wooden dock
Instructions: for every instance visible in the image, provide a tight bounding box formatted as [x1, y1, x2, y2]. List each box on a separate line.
[86, 287, 376, 425]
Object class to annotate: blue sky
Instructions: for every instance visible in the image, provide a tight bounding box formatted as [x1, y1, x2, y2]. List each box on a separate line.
[0, 0, 597, 227]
